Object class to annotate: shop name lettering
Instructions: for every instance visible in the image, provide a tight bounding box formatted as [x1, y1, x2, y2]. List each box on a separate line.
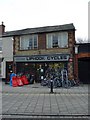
[26, 56, 68, 61]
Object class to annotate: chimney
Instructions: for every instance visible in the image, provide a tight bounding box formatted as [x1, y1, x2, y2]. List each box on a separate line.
[0, 22, 5, 35]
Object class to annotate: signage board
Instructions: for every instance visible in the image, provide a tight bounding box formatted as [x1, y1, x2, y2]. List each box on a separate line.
[14, 54, 70, 62]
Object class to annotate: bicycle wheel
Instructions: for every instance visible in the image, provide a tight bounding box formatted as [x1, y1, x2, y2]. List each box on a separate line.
[67, 80, 71, 88]
[62, 80, 66, 88]
[47, 80, 51, 88]
[62, 80, 71, 88]
[53, 80, 58, 88]
[57, 80, 61, 87]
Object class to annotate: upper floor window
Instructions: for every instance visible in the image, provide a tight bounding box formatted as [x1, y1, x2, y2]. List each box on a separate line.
[46, 32, 68, 48]
[0, 40, 2, 51]
[20, 35, 38, 50]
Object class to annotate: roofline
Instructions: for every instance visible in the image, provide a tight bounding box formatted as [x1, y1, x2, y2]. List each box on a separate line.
[2, 23, 75, 37]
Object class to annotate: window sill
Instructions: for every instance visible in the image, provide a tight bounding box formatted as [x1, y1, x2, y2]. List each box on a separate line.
[46, 47, 69, 50]
[19, 48, 38, 51]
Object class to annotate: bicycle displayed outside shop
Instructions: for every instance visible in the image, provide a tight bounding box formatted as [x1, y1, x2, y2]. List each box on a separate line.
[8, 62, 78, 88]
[41, 68, 72, 88]
[40, 64, 77, 88]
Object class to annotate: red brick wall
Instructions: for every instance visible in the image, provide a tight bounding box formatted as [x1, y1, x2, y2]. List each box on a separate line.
[0, 24, 5, 35]
[78, 53, 90, 58]
[13, 31, 76, 80]
[68, 31, 75, 55]
[38, 33, 46, 49]
[68, 31, 75, 80]
[74, 54, 78, 79]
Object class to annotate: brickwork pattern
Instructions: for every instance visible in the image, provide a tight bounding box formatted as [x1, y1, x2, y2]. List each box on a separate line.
[68, 62, 74, 80]
[38, 33, 46, 49]
[68, 31, 75, 79]
[13, 31, 75, 80]
[14, 36, 20, 54]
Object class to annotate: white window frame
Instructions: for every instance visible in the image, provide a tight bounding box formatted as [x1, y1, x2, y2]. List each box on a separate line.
[46, 32, 68, 48]
[20, 35, 38, 50]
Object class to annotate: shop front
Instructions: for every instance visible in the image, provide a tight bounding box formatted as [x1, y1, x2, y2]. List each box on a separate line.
[14, 54, 70, 83]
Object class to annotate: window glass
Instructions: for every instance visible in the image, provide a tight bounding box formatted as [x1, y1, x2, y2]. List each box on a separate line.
[52, 34, 58, 47]
[60, 32, 68, 47]
[20, 36, 29, 50]
[34, 36, 37, 48]
[29, 37, 33, 49]
[20, 35, 38, 50]
[47, 34, 52, 48]
[47, 32, 68, 48]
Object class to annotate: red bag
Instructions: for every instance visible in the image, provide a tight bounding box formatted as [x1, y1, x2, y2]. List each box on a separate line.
[17, 76, 23, 86]
[21, 75, 29, 85]
[12, 76, 18, 87]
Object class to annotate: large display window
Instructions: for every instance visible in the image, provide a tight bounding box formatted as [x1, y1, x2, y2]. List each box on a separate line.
[16, 62, 67, 83]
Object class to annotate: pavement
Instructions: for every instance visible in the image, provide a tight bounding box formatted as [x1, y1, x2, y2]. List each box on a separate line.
[0, 81, 90, 119]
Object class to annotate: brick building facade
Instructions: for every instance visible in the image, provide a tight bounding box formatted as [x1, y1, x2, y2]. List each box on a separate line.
[2, 23, 76, 82]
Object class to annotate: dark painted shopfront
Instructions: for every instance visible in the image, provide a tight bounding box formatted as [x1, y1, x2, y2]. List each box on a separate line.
[75, 43, 90, 84]
[78, 58, 90, 84]
[14, 54, 69, 82]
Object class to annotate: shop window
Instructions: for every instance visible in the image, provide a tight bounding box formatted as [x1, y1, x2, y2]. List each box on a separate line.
[43, 62, 67, 82]
[36, 62, 67, 81]
[20, 35, 38, 50]
[46, 32, 68, 48]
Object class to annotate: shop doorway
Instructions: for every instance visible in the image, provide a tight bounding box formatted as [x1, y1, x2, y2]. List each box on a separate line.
[16, 62, 45, 83]
[78, 58, 90, 84]
[16, 62, 36, 81]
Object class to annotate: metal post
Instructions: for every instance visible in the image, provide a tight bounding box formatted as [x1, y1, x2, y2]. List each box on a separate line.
[50, 80, 53, 93]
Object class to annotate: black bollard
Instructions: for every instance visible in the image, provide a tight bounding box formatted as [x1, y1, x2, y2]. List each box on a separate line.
[50, 80, 54, 93]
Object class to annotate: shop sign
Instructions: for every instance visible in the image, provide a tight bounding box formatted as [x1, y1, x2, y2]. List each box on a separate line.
[14, 54, 70, 62]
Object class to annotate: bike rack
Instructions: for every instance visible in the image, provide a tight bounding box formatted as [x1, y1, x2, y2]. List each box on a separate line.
[61, 69, 68, 87]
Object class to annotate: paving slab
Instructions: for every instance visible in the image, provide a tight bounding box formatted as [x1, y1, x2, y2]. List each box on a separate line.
[1, 81, 89, 119]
